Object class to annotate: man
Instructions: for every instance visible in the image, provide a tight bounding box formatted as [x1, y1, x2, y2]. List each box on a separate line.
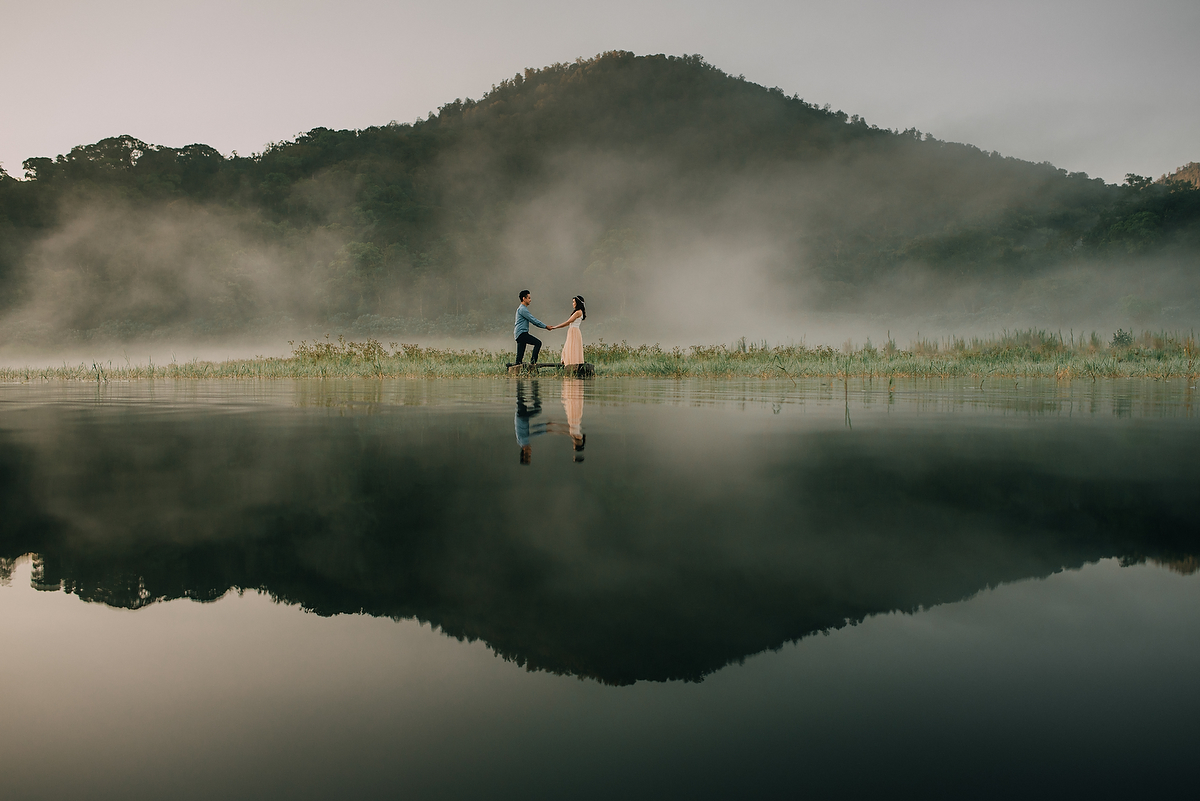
[513, 289, 549, 366]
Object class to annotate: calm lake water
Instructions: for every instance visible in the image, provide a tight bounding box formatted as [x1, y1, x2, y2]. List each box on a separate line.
[1, 377, 1197, 799]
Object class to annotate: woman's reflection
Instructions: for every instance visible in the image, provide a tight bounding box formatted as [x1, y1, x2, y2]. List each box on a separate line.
[551, 378, 586, 462]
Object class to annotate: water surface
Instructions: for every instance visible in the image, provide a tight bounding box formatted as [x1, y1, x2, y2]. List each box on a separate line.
[1, 378, 1197, 798]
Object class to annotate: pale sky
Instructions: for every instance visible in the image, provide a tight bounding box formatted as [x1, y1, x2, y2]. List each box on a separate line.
[2, 0, 1196, 184]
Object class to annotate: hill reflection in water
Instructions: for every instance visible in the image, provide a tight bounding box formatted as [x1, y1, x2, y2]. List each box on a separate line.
[0, 378, 1197, 685]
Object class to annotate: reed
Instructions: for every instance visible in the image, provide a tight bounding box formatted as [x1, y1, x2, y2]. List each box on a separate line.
[2, 330, 1198, 382]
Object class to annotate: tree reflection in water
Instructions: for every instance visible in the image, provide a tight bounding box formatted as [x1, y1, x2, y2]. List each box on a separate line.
[0, 381, 1196, 685]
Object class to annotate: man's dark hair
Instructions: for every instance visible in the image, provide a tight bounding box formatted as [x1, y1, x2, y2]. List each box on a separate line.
[519, 289, 531, 300]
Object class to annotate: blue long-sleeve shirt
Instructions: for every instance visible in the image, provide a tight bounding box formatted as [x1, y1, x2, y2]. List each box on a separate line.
[514, 304, 548, 339]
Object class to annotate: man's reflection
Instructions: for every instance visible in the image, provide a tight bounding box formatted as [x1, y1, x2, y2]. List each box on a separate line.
[515, 380, 547, 464]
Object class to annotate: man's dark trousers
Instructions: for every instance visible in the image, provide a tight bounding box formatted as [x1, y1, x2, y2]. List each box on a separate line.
[516, 332, 542, 364]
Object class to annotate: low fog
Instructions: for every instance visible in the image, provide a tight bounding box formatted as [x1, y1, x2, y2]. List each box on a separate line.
[3, 158, 1194, 367]
[490, 151, 1200, 349]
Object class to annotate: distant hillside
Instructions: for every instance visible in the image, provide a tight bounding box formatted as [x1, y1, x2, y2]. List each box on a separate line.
[1160, 162, 1200, 189]
[0, 51, 1197, 344]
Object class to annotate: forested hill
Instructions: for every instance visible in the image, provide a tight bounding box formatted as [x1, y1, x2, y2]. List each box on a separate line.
[0, 51, 1197, 343]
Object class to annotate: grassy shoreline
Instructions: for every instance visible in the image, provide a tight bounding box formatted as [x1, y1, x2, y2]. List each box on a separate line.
[1, 331, 1197, 382]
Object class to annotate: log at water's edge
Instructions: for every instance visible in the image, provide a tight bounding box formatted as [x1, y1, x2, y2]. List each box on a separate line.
[506, 363, 594, 377]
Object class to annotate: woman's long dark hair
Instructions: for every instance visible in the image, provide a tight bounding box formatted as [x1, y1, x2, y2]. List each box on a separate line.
[573, 295, 586, 320]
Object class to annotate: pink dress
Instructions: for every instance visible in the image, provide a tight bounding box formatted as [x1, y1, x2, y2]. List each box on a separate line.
[561, 315, 584, 365]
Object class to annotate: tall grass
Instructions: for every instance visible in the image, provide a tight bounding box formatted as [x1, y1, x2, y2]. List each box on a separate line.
[1, 330, 1197, 382]
[582, 330, 1199, 380]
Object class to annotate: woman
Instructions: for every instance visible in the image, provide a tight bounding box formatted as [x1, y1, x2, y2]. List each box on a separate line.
[547, 295, 586, 366]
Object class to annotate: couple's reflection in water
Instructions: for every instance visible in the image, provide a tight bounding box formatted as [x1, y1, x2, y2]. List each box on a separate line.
[515, 379, 586, 464]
